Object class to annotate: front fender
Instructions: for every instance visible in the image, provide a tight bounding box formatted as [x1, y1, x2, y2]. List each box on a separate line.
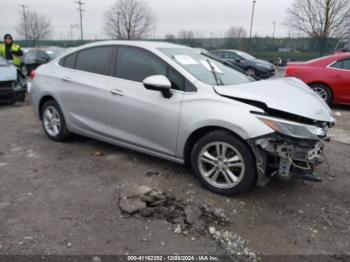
[176, 96, 274, 159]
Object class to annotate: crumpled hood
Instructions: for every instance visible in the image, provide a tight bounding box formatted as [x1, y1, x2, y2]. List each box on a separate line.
[0, 64, 17, 81]
[215, 77, 335, 123]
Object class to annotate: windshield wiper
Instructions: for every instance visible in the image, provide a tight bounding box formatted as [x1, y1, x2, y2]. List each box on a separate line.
[206, 59, 223, 86]
[202, 53, 260, 81]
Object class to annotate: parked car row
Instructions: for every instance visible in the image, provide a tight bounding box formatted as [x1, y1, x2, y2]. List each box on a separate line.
[30, 41, 335, 196]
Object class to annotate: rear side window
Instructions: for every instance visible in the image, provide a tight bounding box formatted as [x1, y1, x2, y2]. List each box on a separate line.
[61, 53, 77, 69]
[331, 59, 350, 70]
[331, 61, 343, 69]
[75, 46, 113, 75]
[342, 59, 350, 70]
[116, 47, 167, 82]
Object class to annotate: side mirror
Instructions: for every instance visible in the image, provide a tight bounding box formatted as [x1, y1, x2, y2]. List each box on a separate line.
[235, 58, 241, 63]
[143, 75, 173, 98]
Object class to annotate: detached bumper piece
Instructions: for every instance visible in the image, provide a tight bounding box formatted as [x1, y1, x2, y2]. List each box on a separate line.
[250, 134, 325, 186]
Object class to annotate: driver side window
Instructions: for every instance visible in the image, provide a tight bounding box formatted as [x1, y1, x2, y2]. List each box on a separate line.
[115, 47, 167, 83]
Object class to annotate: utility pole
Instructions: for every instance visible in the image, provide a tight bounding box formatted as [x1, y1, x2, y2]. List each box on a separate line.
[117, 11, 121, 39]
[272, 21, 276, 39]
[19, 5, 29, 41]
[249, 0, 257, 39]
[70, 24, 79, 44]
[249, 0, 257, 53]
[74, 0, 85, 42]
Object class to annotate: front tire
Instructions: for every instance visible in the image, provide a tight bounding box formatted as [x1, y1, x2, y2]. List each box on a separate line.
[41, 100, 70, 141]
[191, 130, 256, 196]
[310, 84, 332, 105]
[245, 67, 256, 76]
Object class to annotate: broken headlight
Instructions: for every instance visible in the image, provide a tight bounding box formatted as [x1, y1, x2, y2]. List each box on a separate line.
[256, 115, 327, 140]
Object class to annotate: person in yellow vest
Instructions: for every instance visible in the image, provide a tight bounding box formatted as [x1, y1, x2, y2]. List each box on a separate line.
[0, 34, 27, 86]
[0, 34, 23, 67]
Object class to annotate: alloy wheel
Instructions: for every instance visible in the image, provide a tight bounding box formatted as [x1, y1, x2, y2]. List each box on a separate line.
[312, 87, 328, 102]
[43, 106, 62, 137]
[198, 142, 245, 189]
[246, 68, 256, 76]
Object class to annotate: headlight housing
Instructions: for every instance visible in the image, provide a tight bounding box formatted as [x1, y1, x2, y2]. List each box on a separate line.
[256, 115, 328, 140]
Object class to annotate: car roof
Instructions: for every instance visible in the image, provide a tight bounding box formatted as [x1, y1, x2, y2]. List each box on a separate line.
[308, 53, 350, 64]
[77, 40, 188, 50]
[212, 49, 241, 53]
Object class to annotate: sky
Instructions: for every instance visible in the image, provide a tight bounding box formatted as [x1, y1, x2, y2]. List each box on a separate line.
[0, 0, 296, 40]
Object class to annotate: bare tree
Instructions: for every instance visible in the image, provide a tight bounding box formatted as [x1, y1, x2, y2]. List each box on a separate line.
[178, 30, 194, 40]
[16, 10, 52, 45]
[286, 0, 350, 38]
[225, 26, 247, 39]
[165, 34, 176, 41]
[104, 0, 156, 40]
[177, 30, 199, 47]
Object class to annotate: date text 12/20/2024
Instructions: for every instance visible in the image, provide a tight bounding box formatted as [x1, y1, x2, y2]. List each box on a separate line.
[127, 256, 220, 261]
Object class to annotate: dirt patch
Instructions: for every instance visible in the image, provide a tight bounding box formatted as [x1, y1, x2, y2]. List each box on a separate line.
[118, 185, 259, 261]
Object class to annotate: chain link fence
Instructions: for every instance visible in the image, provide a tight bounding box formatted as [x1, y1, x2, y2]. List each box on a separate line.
[17, 37, 345, 62]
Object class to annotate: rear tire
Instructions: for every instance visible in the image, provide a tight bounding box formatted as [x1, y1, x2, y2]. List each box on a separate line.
[41, 100, 70, 142]
[310, 84, 332, 105]
[191, 130, 256, 196]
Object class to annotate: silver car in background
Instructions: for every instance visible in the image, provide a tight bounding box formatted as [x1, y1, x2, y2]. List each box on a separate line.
[31, 41, 335, 195]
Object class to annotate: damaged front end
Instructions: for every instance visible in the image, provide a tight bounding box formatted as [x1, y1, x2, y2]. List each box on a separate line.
[248, 114, 333, 186]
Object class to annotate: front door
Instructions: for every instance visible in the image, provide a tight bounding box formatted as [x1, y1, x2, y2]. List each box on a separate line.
[105, 46, 184, 157]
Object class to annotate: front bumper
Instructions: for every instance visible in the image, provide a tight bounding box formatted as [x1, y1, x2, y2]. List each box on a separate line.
[0, 81, 27, 104]
[256, 67, 276, 79]
[249, 133, 327, 186]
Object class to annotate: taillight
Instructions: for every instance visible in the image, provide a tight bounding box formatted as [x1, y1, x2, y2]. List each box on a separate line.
[30, 70, 36, 79]
[284, 66, 294, 76]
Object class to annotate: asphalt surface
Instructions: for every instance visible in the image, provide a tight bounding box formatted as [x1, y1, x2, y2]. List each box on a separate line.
[0, 78, 350, 259]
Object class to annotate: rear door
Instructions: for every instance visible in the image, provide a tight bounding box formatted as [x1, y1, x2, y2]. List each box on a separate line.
[57, 46, 114, 134]
[105, 46, 185, 157]
[328, 58, 350, 103]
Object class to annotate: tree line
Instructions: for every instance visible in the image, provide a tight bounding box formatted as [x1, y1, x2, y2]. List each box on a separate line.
[15, 0, 350, 46]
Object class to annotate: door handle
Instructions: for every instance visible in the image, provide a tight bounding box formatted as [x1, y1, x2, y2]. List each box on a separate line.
[62, 76, 72, 82]
[110, 89, 124, 96]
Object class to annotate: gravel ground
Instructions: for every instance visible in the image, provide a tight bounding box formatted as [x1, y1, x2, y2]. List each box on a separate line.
[0, 92, 349, 260]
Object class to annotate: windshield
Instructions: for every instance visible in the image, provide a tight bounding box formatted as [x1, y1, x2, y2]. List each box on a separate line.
[235, 51, 255, 60]
[159, 48, 253, 86]
[46, 49, 65, 59]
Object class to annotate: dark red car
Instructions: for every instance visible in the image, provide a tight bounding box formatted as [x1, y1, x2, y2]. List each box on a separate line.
[285, 53, 350, 105]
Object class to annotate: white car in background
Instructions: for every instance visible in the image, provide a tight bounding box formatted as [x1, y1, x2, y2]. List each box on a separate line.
[0, 56, 27, 104]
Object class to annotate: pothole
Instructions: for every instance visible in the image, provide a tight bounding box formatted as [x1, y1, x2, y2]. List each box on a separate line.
[118, 185, 259, 261]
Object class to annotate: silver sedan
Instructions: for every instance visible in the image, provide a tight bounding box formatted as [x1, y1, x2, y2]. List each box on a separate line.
[31, 41, 335, 195]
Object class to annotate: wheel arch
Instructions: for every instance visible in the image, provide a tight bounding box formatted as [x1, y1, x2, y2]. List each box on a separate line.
[183, 125, 253, 166]
[38, 95, 59, 120]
